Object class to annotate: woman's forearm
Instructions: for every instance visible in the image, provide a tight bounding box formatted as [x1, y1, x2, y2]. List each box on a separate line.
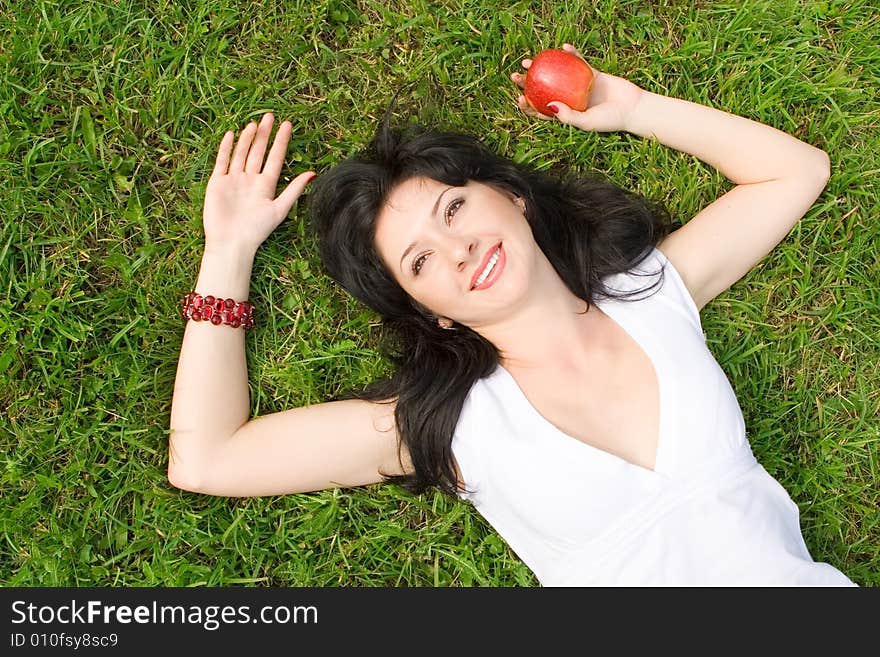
[625, 91, 829, 183]
[168, 247, 255, 485]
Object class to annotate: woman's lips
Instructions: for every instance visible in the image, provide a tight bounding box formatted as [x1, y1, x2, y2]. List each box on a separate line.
[471, 243, 505, 291]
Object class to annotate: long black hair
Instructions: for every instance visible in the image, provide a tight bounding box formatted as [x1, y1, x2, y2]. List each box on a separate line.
[308, 121, 680, 497]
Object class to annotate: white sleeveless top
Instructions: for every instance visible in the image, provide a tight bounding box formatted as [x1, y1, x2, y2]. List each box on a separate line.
[452, 247, 855, 586]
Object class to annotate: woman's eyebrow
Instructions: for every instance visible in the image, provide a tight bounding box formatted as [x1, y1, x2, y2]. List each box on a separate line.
[398, 186, 453, 273]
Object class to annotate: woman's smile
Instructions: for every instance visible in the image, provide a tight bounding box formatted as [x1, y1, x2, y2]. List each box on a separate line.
[471, 243, 505, 291]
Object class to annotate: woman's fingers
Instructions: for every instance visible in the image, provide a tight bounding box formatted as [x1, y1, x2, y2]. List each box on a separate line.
[517, 94, 552, 121]
[276, 170, 317, 216]
[221, 113, 293, 180]
[545, 101, 580, 127]
[230, 121, 258, 171]
[551, 45, 603, 97]
[510, 56, 533, 89]
[561, 43, 600, 77]
[212, 131, 234, 177]
[262, 120, 292, 181]
[562, 43, 585, 61]
[245, 113, 274, 173]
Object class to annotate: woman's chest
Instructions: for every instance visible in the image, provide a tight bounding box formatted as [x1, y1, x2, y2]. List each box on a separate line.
[463, 298, 752, 551]
[508, 319, 661, 471]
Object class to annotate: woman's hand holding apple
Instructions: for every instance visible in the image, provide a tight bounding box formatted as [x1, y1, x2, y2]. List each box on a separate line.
[512, 44, 646, 134]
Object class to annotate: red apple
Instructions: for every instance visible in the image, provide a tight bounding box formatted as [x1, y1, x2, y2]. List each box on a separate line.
[524, 48, 595, 116]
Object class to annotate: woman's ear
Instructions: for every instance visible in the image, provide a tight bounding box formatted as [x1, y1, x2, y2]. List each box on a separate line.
[513, 195, 526, 213]
[438, 317, 454, 329]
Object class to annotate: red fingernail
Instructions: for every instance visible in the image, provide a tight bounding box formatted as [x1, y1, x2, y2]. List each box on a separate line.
[547, 105, 559, 114]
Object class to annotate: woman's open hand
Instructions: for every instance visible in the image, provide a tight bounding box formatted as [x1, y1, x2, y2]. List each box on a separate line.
[511, 44, 646, 133]
[203, 112, 315, 257]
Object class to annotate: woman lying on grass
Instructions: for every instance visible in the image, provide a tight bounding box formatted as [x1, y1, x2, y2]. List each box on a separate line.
[169, 44, 855, 586]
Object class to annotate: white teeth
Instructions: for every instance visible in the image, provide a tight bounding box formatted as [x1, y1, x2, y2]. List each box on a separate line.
[473, 248, 500, 288]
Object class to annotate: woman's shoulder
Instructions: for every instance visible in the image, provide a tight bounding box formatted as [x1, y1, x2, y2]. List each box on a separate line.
[599, 245, 704, 337]
[462, 363, 508, 406]
[652, 244, 704, 333]
[451, 367, 508, 500]
[455, 365, 517, 437]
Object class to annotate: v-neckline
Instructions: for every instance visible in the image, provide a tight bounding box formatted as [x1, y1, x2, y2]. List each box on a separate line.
[495, 296, 665, 476]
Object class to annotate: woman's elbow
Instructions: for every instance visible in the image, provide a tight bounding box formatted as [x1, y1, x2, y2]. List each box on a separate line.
[167, 460, 205, 493]
[815, 149, 831, 184]
[794, 148, 830, 195]
[167, 434, 210, 493]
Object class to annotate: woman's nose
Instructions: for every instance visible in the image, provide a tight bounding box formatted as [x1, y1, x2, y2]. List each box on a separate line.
[452, 238, 477, 271]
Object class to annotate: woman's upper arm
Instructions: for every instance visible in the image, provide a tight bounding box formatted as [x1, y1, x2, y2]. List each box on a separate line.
[168, 397, 408, 497]
[657, 162, 830, 311]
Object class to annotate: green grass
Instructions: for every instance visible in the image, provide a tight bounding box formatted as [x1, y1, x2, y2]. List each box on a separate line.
[1, 0, 877, 586]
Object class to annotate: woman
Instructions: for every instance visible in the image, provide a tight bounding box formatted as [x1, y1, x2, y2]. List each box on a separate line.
[169, 45, 855, 586]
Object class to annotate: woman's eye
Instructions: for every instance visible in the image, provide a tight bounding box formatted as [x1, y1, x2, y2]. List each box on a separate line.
[412, 253, 428, 275]
[444, 198, 464, 224]
[412, 198, 463, 276]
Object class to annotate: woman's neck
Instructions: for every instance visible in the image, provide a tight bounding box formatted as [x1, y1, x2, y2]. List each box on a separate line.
[475, 260, 607, 375]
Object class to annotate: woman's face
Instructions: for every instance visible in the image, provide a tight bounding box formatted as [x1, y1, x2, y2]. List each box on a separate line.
[374, 176, 540, 329]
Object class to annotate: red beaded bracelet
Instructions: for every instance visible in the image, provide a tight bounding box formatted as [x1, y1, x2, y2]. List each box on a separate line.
[181, 292, 255, 330]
